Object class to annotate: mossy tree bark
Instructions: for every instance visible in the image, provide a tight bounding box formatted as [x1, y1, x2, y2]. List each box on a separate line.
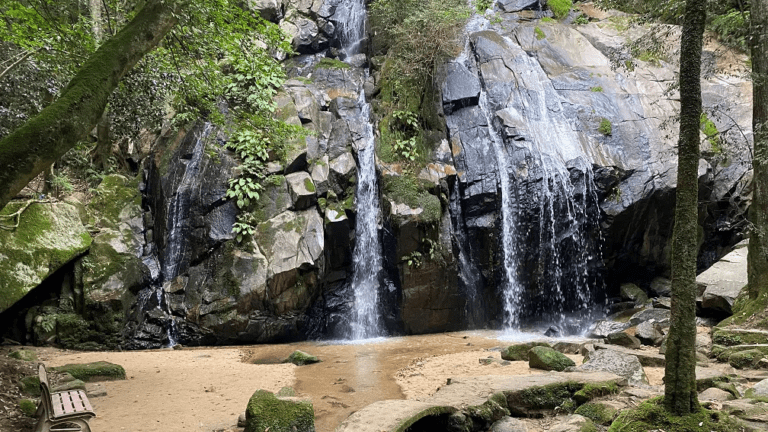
[749, 0, 768, 305]
[0, 0, 183, 211]
[664, 0, 705, 416]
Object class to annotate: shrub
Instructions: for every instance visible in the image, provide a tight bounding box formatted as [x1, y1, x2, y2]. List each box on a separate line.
[535, 26, 546, 40]
[548, 0, 573, 19]
[599, 118, 612, 135]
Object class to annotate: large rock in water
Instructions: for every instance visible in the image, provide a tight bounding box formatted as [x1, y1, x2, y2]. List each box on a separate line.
[0, 201, 92, 312]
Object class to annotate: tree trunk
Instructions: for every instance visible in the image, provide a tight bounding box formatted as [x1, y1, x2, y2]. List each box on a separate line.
[0, 0, 182, 211]
[749, 0, 768, 304]
[664, 0, 706, 416]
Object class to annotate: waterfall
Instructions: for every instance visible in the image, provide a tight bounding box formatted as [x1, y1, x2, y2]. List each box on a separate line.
[450, 181, 483, 328]
[339, 0, 385, 340]
[461, 27, 603, 335]
[479, 91, 524, 330]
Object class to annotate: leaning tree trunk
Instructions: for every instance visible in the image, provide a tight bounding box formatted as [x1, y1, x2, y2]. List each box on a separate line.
[664, 0, 706, 416]
[749, 0, 768, 304]
[0, 0, 182, 211]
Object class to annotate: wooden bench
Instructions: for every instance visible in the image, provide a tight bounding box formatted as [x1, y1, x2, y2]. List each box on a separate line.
[35, 363, 95, 432]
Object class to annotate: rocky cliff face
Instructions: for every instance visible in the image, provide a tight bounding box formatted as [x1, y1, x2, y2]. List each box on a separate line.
[0, 1, 753, 346]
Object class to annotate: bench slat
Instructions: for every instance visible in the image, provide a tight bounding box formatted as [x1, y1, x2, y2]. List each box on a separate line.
[61, 392, 75, 414]
[51, 393, 65, 417]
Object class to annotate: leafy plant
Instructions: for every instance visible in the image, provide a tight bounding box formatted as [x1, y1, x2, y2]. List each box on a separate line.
[535, 26, 546, 40]
[700, 112, 721, 153]
[711, 10, 749, 52]
[590, 86, 603, 92]
[475, 0, 494, 13]
[599, 118, 612, 135]
[548, 0, 573, 19]
[574, 14, 590, 25]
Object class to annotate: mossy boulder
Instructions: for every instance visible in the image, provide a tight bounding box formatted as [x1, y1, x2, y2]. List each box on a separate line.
[245, 389, 315, 432]
[0, 202, 92, 312]
[52, 379, 86, 392]
[572, 382, 620, 404]
[528, 346, 575, 371]
[501, 342, 550, 361]
[285, 350, 320, 366]
[607, 396, 742, 432]
[619, 283, 648, 305]
[728, 349, 765, 369]
[50, 361, 126, 382]
[575, 402, 617, 425]
[605, 332, 641, 349]
[8, 349, 37, 362]
[18, 399, 37, 417]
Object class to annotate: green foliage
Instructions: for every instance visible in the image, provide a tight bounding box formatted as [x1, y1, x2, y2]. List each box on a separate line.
[548, 0, 573, 19]
[19, 376, 41, 397]
[381, 175, 442, 224]
[607, 396, 742, 432]
[391, 110, 420, 161]
[402, 251, 423, 268]
[8, 349, 37, 362]
[475, 0, 494, 13]
[700, 112, 721, 153]
[599, 118, 612, 135]
[541, 17, 555, 23]
[590, 86, 604, 92]
[574, 14, 590, 25]
[535, 26, 546, 40]
[711, 10, 749, 51]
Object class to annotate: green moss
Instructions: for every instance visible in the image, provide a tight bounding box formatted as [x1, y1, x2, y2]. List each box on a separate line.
[580, 420, 598, 432]
[276, 387, 296, 397]
[535, 26, 546, 40]
[575, 402, 617, 425]
[315, 57, 351, 70]
[508, 381, 583, 411]
[19, 376, 41, 397]
[8, 349, 37, 362]
[713, 330, 768, 346]
[590, 86, 603, 92]
[607, 396, 742, 432]
[304, 177, 316, 193]
[501, 342, 550, 361]
[285, 350, 320, 366]
[380, 175, 442, 224]
[541, 17, 555, 23]
[548, 0, 572, 19]
[719, 288, 767, 326]
[18, 399, 37, 417]
[245, 390, 315, 432]
[599, 118, 612, 135]
[50, 361, 126, 381]
[573, 382, 620, 404]
[466, 392, 510, 424]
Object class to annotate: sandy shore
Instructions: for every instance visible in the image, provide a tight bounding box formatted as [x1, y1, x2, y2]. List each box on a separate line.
[33, 331, 664, 432]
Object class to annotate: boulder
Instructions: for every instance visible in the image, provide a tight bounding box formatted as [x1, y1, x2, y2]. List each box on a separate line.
[247, 0, 285, 22]
[635, 321, 664, 346]
[0, 202, 92, 312]
[729, 349, 765, 369]
[699, 387, 735, 401]
[699, 241, 748, 316]
[286, 172, 317, 210]
[50, 362, 126, 382]
[629, 308, 671, 326]
[489, 417, 529, 432]
[578, 349, 648, 386]
[245, 390, 314, 432]
[620, 283, 648, 305]
[501, 342, 550, 361]
[649, 277, 672, 297]
[442, 62, 481, 113]
[528, 346, 575, 371]
[588, 320, 631, 338]
[8, 349, 36, 362]
[606, 332, 641, 349]
[652, 297, 671, 309]
[496, 0, 541, 12]
[286, 350, 320, 366]
[549, 415, 595, 432]
[749, 378, 768, 397]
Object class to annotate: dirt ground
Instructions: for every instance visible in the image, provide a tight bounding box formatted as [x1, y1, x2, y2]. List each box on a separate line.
[1, 331, 665, 432]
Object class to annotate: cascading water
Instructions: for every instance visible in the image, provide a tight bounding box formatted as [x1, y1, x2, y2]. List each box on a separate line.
[337, 0, 385, 340]
[450, 181, 483, 327]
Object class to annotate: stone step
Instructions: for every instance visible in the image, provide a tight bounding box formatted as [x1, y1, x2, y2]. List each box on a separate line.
[593, 343, 666, 367]
[712, 344, 768, 362]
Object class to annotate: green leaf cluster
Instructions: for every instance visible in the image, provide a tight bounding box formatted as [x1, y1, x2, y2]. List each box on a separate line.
[548, 0, 573, 19]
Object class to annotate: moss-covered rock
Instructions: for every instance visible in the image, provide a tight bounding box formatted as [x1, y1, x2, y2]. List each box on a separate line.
[728, 349, 765, 369]
[713, 329, 768, 347]
[575, 402, 617, 425]
[285, 350, 320, 366]
[501, 342, 550, 361]
[572, 382, 620, 404]
[245, 389, 315, 432]
[607, 396, 742, 432]
[8, 349, 37, 362]
[50, 361, 126, 381]
[0, 202, 92, 312]
[507, 381, 583, 415]
[18, 399, 37, 417]
[380, 175, 442, 225]
[19, 376, 41, 397]
[276, 387, 296, 397]
[528, 346, 575, 371]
